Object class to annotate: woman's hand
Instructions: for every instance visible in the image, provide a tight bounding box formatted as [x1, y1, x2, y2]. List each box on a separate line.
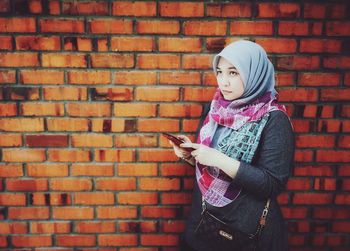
[169, 135, 193, 160]
[181, 142, 240, 178]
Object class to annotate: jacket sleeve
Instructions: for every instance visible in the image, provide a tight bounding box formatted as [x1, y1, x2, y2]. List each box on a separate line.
[233, 111, 295, 199]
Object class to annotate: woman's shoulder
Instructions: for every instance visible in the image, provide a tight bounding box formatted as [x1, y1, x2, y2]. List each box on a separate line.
[266, 110, 293, 132]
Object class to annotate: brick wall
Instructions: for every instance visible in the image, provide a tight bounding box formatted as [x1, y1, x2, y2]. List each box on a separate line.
[0, 0, 349, 250]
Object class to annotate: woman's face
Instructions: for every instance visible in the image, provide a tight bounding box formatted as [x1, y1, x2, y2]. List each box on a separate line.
[216, 57, 244, 101]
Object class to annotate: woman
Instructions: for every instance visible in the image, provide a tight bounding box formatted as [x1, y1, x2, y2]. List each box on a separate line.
[170, 40, 294, 251]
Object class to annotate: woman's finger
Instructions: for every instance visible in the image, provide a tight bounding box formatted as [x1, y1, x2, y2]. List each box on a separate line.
[180, 142, 200, 149]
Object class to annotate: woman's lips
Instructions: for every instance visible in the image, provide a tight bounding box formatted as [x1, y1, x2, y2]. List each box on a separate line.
[221, 90, 232, 95]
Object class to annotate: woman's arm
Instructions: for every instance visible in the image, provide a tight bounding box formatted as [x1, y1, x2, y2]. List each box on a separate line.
[233, 111, 295, 199]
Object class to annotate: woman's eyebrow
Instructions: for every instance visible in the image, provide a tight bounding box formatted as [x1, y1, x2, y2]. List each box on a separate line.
[216, 66, 237, 70]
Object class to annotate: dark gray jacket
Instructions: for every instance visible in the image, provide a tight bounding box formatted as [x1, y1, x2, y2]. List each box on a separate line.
[184, 110, 295, 251]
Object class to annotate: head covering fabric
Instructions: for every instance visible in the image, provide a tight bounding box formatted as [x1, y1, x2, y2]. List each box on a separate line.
[196, 40, 287, 207]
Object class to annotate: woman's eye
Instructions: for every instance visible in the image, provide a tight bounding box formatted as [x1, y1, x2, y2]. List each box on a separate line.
[229, 71, 238, 76]
[216, 70, 222, 75]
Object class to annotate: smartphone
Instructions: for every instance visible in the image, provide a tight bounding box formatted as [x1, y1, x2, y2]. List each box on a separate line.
[162, 133, 195, 152]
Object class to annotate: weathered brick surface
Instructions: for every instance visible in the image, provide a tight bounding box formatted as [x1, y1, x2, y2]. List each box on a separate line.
[0, 0, 349, 249]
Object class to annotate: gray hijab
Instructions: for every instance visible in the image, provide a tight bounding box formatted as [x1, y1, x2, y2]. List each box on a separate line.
[212, 40, 277, 106]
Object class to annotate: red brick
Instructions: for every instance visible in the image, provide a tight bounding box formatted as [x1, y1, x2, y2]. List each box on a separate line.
[94, 149, 135, 162]
[0, 36, 12, 50]
[118, 192, 158, 205]
[230, 21, 273, 35]
[338, 136, 350, 148]
[0, 70, 16, 84]
[183, 87, 216, 102]
[293, 193, 333, 205]
[300, 39, 342, 53]
[141, 234, 178, 246]
[71, 164, 114, 177]
[16, 36, 60, 51]
[43, 87, 87, 101]
[99, 234, 138, 246]
[48, 0, 60, 14]
[114, 103, 156, 117]
[298, 73, 340, 86]
[0, 103, 17, 116]
[0, 0, 10, 13]
[295, 135, 335, 148]
[278, 88, 318, 102]
[160, 163, 194, 177]
[97, 206, 137, 219]
[53, 207, 93, 219]
[40, 18, 84, 33]
[74, 192, 115, 205]
[294, 165, 334, 177]
[303, 4, 326, 19]
[48, 149, 91, 162]
[332, 222, 350, 233]
[281, 207, 308, 219]
[277, 56, 320, 70]
[279, 21, 323, 36]
[42, 53, 87, 68]
[258, 3, 300, 18]
[0, 52, 39, 67]
[0, 164, 23, 177]
[313, 207, 350, 219]
[114, 134, 157, 148]
[316, 150, 350, 162]
[136, 87, 179, 102]
[50, 178, 92, 191]
[207, 3, 252, 17]
[9, 207, 49, 219]
[0, 222, 27, 234]
[138, 54, 180, 69]
[21, 70, 65, 85]
[21, 103, 64, 116]
[67, 103, 111, 117]
[71, 134, 113, 147]
[76, 221, 115, 233]
[159, 38, 201, 53]
[111, 37, 155, 52]
[96, 178, 136, 191]
[0, 118, 44, 132]
[138, 119, 179, 133]
[314, 178, 337, 191]
[141, 206, 180, 219]
[320, 89, 350, 101]
[117, 163, 158, 177]
[12, 235, 52, 247]
[161, 220, 185, 233]
[159, 104, 202, 118]
[63, 1, 108, 15]
[2, 149, 46, 162]
[184, 21, 226, 36]
[91, 54, 134, 68]
[140, 178, 180, 191]
[182, 55, 212, 70]
[317, 120, 342, 133]
[160, 2, 204, 17]
[89, 19, 133, 34]
[56, 235, 96, 247]
[27, 163, 68, 177]
[91, 87, 133, 101]
[286, 178, 311, 190]
[26, 135, 68, 147]
[47, 118, 89, 132]
[326, 21, 350, 36]
[335, 195, 350, 205]
[119, 221, 157, 233]
[294, 150, 314, 162]
[323, 56, 350, 70]
[0, 17, 36, 32]
[255, 38, 297, 53]
[68, 70, 111, 85]
[112, 1, 156, 16]
[7, 178, 48, 191]
[114, 71, 157, 85]
[0, 193, 26, 206]
[161, 192, 192, 205]
[159, 72, 201, 85]
[136, 20, 180, 34]
[31, 222, 70, 234]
